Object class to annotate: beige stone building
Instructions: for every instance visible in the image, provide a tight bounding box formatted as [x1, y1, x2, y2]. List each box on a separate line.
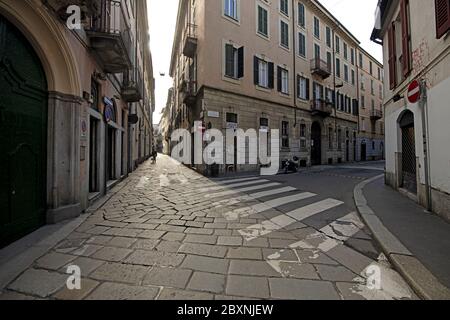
[0, 0, 155, 247]
[372, 0, 450, 221]
[167, 0, 384, 175]
[357, 47, 385, 161]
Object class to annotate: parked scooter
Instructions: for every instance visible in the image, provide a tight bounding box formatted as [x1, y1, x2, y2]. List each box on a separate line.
[282, 156, 300, 174]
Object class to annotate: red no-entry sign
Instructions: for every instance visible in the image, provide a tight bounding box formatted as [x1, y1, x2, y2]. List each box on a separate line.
[408, 80, 421, 104]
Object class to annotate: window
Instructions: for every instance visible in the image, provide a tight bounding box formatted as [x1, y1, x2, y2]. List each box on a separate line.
[387, 22, 397, 89]
[351, 48, 355, 65]
[335, 36, 340, 53]
[351, 69, 355, 85]
[326, 26, 331, 47]
[300, 123, 307, 149]
[326, 52, 332, 71]
[282, 121, 289, 148]
[298, 2, 305, 27]
[401, 0, 412, 77]
[298, 32, 306, 57]
[371, 79, 374, 95]
[377, 67, 381, 80]
[359, 53, 363, 68]
[280, 20, 289, 48]
[257, 5, 269, 37]
[314, 44, 320, 60]
[379, 84, 383, 99]
[224, 0, 238, 20]
[344, 43, 348, 60]
[344, 65, 349, 82]
[225, 44, 244, 79]
[280, 0, 289, 16]
[360, 74, 365, 90]
[300, 123, 306, 137]
[335, 58, 341, 78]
[226, 112, 238, 124]
[258, 59, 268, 87]
[436, 0, 450, 38]
[313, 17, 320, 39]
[338, 129, 342, 150]
[297, 76, 309, 100]
[361, 95, 365, 108]
[370, 61, 373, 75]
[91, 78, 99, 111]
[254, 57, 274, 88]
[313, 82, 324, 100]
[328, 126, 333, 149]
[260, 117, 269, 128]
[277, 67, 289, 94]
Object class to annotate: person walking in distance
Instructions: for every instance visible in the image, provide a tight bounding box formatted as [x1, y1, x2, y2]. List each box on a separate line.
[151, 147, 157, 164]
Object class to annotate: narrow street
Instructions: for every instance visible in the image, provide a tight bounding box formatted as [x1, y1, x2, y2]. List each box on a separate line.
[0, 155, 417, 300]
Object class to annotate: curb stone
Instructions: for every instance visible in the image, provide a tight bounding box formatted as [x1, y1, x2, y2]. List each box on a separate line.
[353, 175, 450, 300]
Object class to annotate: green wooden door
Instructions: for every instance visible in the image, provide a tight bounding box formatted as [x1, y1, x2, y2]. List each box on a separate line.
[0, 15, 47, 247]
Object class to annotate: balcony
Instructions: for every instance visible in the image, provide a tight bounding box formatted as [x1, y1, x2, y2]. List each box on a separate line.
[310, 58, 331, 79]
[181, 81, 197, 107]
[121, 69, 143, 102]
[44, 0, 100, 18]
[311, 99, 333, 117]
[182, 23, 198, 58]
[370, 109, 383, 121]
[86, 0, 132, 73]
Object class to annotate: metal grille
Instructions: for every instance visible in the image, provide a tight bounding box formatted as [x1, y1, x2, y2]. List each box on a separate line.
[402, 125, 417, 193]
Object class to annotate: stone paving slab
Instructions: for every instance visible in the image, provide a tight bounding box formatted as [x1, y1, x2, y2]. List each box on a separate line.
[0, 156, 418, 300]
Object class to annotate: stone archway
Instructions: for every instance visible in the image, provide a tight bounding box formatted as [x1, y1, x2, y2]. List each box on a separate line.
[0, 1, 83, 226]
[0, 14, 48, 247]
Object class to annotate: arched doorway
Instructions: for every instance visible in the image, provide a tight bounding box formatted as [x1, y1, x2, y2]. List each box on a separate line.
[399, 111, 417, 194]
[311, 122, 322, 165]
[0, 15, 47, 247]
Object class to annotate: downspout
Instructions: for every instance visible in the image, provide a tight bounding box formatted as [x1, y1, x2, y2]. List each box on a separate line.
[356, 48, 361, 161]
[291, 0, 297, 128]
[332, 28, 338, 150]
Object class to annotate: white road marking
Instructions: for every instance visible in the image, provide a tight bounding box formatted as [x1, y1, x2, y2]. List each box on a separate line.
[199, 179, 269, 192]
[216, 177, 260, 184]
[223, 192, 317, 221]
[205, 183, 281, 199]
[265, 212, 365, 280]
[239, 199, 344, 241]
[248, 187, 297, 199]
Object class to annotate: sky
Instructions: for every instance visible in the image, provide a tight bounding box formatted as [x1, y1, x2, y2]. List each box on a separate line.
[148, 0, 382, 125]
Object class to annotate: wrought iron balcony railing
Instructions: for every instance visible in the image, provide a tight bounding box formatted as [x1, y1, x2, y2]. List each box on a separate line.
[311, 99, 333, 117]
[310, 58, 331, 79]
[86, 0, 132, 73]
[182, 23, 198, 58]
[370, 109, 383, 120]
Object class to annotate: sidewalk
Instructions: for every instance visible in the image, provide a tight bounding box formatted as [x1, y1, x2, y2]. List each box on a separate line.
[355, 176, 450, 299]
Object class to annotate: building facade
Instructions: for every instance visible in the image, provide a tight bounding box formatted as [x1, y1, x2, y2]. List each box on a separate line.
[166, 0, 384, 175]
[0, 0, 155, 247]
[372, 0, 450, 221]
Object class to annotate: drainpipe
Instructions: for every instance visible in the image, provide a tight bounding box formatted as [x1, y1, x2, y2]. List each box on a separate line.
[420, 79, 432, 212]
[291, 0, 297, 128]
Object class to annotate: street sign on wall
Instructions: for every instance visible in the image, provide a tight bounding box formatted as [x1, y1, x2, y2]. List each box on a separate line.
[407, 80, 421, 104]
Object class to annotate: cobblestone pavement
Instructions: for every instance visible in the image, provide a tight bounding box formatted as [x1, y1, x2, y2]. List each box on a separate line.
[0, 155, 418, 300]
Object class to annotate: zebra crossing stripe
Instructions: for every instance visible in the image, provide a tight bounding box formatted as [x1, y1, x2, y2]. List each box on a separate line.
[266, 212, 365, 275]
[199, 179, 269, 192]
[217, 177, 260, 184]
[205, 183, 281, 199]
[248, 187, 297, 199]
[224, 192, 317, 221]
[209, 187, 299, 213]
[239, 198, 344, 241]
